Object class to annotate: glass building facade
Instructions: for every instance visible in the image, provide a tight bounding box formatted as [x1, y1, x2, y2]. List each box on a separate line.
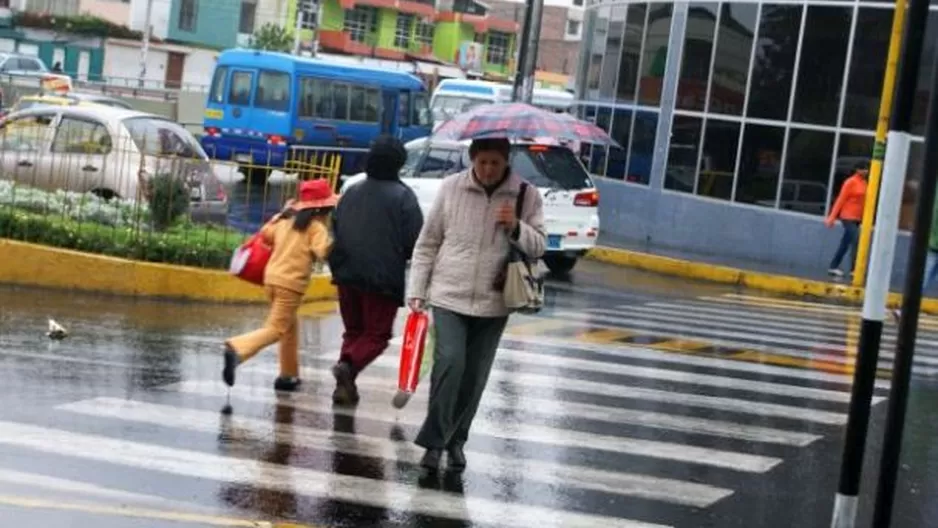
[575, 0, 938, 230]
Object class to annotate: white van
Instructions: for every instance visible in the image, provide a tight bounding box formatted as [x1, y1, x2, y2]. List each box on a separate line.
[341, 137, 600, 274]
[430, 79, 575, 125]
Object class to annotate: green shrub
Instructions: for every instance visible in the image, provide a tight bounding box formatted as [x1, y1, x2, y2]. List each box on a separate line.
[147, 174, 190, 231]
[0, 180, 149, 227]
[0, 208, 244, 269]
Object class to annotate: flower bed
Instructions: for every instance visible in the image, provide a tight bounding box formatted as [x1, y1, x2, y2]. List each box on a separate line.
[0, 181, 243, 269]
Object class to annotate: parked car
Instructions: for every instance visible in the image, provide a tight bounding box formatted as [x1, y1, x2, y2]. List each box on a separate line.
[0, 92, 134, 119]
[341, 137, 600, 274]
[0, 105, 228, 224]
[0, 53, 73, 92]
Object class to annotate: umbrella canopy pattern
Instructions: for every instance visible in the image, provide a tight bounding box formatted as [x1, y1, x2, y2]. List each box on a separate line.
[432, 102, 621, 148]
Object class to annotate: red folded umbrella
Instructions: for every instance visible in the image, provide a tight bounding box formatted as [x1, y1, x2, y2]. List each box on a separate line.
[393, 310, 432, 409]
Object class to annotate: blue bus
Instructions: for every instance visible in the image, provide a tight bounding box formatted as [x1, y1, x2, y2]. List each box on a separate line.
[201, 49, 433, 183]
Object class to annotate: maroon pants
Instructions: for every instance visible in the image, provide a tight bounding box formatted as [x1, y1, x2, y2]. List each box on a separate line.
[337, 285, 399, 373]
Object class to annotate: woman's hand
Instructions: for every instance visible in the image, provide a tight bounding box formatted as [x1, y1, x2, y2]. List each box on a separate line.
[408, 298, 426, 312]
[496, 201, 518, 233]
[824, 217, 836, 229]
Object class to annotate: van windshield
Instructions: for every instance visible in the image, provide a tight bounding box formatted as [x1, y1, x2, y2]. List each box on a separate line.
[510, 145, 593, 190]
[431, 95, 490, 122]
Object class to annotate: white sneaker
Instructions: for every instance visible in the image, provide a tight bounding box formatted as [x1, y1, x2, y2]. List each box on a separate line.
[828, 268, 844, 277]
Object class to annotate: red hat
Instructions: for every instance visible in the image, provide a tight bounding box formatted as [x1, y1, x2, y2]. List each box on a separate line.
[294, 179, 338, 209]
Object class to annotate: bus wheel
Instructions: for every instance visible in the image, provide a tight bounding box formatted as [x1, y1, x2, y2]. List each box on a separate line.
[241, 166, 270, 185]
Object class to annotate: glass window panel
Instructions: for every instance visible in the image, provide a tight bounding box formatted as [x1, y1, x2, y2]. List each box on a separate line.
[782, 128, 835, 216]
[747, 5, 802, 121]
[843, 9, 891, 130]
[590, 107, 614, 173]
[911, 12, 938, 135]
[734, 124, 784, 207]
[600, 7, 627, 99]
[676, 3, 718, 112]
[665, 115, 702, 192]
[638, 4, 673, 106]
[698, 119, 740, 200]
[606, 108, 633, 180]
[709, 3, 757, 116]
[617, 4, 647, 104]
[628, 111, 658, 184]
[791, 6, 852, 126]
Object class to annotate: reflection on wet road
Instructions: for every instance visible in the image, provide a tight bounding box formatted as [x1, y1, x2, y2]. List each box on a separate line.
[1, 261, 937, 527]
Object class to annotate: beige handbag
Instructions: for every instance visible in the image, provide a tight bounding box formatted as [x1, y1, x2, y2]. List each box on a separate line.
[503, 183, 544, 314]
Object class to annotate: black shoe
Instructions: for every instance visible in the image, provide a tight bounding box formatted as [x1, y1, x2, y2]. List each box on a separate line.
[420, 449, 442, 470]
[331, 362, 360, 405]
[222, 346, 239, 387]
[447, 445, 466, 471]
[274, 376, 302, 392]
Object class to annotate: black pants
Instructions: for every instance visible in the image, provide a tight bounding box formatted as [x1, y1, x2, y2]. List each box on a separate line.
[415, 306, 508, 450]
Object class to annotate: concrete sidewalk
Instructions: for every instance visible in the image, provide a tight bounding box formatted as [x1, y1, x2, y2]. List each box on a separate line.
[586, 243, 938, 313]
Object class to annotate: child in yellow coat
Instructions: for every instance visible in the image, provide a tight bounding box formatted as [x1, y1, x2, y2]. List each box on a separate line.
[223, 179, 336, 392]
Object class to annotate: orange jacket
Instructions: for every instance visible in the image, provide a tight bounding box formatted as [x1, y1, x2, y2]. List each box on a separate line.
[260, 209, 333, 294]
[828, 173, 867, 223]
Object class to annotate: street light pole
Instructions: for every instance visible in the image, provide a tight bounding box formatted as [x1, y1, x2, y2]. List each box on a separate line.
[871, 35, 938, 528]
[520, 0, 545, 103]
[512, 0, 535, 102]
[829, 0, 931, 525]
[138, 0, 154, 88]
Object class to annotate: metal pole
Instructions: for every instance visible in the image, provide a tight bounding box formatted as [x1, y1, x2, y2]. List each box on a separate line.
[853, 0, 909, 286]
[830, 0, 930, 525]
[512, 0, 535, 102]
[292, 1, 305, 56]
[138, 0, 154, 88]
[871, 36, 938, 528]
[521, 0, 545, 103]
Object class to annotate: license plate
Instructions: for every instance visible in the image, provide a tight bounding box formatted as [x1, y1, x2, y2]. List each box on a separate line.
[190, 186, 203, 201]
[547, 235, 563, 250]
[234, 154, 251, 163]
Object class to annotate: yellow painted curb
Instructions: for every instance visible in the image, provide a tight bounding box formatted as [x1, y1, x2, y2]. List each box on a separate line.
[0, 239, 337, 304]
[587, 246, 938, 314]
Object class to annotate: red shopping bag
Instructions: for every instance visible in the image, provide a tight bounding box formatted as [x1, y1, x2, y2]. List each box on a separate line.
[229, 234, 272, 286]
[392, 310, 432, 409]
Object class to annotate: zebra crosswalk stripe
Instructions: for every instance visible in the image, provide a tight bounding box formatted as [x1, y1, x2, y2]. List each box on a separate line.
[0, 419, 668, 528]
[60, 394, 733, 509]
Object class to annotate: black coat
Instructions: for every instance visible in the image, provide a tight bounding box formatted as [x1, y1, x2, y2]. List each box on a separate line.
[328, 178, 423, 305]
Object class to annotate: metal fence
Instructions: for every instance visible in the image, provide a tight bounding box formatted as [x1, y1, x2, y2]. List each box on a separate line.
[0, 123, 349, 271]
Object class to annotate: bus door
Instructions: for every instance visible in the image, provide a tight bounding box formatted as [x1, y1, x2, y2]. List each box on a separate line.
[224, 68, 257, 139]
[381, 90, 398, 135]
[399, 90, 432, 143]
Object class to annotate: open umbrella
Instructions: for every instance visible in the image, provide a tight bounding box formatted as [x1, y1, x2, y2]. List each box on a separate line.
[432, 102, 621, 148]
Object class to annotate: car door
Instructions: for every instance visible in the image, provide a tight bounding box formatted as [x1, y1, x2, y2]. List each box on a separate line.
[404, 146, 465, 213]
[48, 115, 113, 194]
[0, 111, 58, 190]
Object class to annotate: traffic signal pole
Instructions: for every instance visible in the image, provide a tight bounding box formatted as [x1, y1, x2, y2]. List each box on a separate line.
[830, 0, 930, 525]
[870, 31, 938, 528]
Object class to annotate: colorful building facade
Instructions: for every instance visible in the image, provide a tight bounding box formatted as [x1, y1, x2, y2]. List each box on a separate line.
[289, 0, 519, 78]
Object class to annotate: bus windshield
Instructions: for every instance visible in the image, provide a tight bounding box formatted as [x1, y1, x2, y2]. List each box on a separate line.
[431, 95, 491, 122]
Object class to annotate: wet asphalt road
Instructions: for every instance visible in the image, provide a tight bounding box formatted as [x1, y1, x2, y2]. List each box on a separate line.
[1, 260, 938, 527]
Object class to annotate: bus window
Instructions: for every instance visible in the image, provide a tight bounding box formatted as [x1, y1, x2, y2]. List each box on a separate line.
[209, 67, 227, 104]
[398, 91, 411, 127]
[229, 71, 253, 106]
[332, 83, 350, 120]
[255, 70, 290, 112]
[350, 85, 380, 122]
[413, 92, 431, 127]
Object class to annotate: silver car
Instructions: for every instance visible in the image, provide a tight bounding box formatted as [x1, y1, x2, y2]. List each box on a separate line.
[0, 105, 228, 224]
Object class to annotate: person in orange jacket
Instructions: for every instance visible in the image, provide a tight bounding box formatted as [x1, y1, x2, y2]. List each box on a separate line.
[223, 179, 337, 392]
[825, 161, 869, 278]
